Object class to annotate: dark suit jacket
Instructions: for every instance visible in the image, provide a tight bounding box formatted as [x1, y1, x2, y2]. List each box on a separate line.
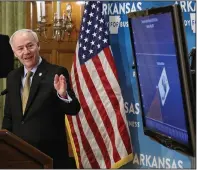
[2, 59, 80, 168]
[0, 34, 14, 78]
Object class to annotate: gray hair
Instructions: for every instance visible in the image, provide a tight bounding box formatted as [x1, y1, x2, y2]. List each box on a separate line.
[9, 29, 39, 48]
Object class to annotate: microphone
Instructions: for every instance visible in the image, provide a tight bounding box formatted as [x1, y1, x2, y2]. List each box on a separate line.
[0, 89, 8, 96]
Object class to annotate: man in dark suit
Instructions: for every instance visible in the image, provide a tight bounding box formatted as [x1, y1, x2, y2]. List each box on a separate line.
[2, 29, 80, 169]
[0, 34, 14, 78]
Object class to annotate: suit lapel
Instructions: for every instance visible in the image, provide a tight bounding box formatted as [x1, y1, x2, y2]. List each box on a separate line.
[23, 59, 48, 115]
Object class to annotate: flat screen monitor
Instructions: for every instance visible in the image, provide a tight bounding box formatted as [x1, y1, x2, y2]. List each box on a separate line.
[127, 4, 195, 156]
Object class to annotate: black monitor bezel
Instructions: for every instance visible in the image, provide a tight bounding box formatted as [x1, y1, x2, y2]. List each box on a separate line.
[127, 4, 196, 156]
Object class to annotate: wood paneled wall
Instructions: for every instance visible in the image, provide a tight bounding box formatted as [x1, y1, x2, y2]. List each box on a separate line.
[25, 1, 83, 73]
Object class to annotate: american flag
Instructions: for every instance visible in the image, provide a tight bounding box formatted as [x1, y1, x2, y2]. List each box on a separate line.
[66, 1, 133, 168]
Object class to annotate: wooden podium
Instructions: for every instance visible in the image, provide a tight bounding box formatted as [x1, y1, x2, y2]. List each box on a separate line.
[0, 130, 53, 169]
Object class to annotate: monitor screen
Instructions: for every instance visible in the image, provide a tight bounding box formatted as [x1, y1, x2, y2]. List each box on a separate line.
[128, 5, 195, 156]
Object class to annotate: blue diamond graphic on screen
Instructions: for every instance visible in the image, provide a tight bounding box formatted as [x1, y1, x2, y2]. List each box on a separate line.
[158, 68, 170, 106]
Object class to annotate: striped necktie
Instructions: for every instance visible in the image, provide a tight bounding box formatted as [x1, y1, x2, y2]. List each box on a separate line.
[22, 71, 33, 114]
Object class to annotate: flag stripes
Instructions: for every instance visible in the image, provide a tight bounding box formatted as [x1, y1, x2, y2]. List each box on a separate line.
[66, 1, 133, 168]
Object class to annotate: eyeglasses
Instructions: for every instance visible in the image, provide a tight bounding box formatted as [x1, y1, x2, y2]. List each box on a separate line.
[16, 43, 37, 53]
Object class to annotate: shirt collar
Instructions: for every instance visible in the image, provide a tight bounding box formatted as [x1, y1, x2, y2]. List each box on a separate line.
[24, 57, 42, 77]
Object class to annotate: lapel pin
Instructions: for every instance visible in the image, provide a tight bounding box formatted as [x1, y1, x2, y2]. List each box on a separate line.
[39, 73, 42, 76]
